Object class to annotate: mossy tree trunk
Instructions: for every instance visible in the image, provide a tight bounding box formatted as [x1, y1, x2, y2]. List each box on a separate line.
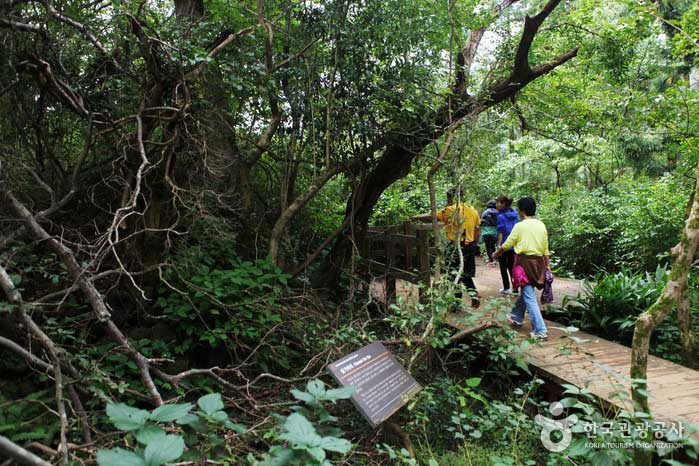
[629, 159, 699, 466]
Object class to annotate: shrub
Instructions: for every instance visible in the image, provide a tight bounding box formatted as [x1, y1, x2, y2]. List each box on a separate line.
[539, 176, 688, 276]
[551, 267, 666, 342]
[96, 393, 246, 466]
[156, 245, 289, 361]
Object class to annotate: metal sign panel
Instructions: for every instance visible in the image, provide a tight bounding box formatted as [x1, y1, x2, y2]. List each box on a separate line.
[327, 342, 421, 428]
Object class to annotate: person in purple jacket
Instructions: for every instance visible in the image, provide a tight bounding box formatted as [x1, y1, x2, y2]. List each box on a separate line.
[496, 195, 519, 294]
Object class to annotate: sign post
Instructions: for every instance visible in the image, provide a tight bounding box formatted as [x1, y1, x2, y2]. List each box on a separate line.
[327, 342, 421, 428]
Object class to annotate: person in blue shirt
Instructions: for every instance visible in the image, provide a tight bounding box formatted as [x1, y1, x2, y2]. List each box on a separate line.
[496, 195, 519, 294]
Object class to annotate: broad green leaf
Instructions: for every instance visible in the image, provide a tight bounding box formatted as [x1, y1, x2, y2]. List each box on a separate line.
[290, 389, 315, 404]
[197, 393, 224, 415]
[279, 413, 321, 448]
[465, 377, 481, 388]
[210, 410, 228, 422]
[96, 448, 147, 466]
[591, 451, 613, 466]
[261, 445, 295, 466]
[135, 425, 167, 445]
[106, 403, 149, 431]
[567, 436, 590, 457]
[175, 413, 199, 425]
[323, 386, 356, 402]
[306, 380, 326, 397]
[223, 420, 247, 434]
[307, 446, 326, 462]
[149, 403, 193, 422]
[319, 436, 352, 453]
[144, 434, 185, 466]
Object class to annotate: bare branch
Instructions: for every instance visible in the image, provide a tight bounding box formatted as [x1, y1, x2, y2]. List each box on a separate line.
[455, 0, 520, 94]
[0, 265, 69, 464]
[0, 187, 164, 406]
[0, 17, 44, 34]
[0, 436, 51, 466]
[35, 0, 123, 71]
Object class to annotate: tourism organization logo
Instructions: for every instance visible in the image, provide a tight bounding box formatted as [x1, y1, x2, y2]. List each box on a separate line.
[534, 400, 686, 452]
[534, 401, 578, 452]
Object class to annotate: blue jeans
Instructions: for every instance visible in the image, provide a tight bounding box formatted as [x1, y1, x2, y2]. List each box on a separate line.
[510, 285, 547, 335]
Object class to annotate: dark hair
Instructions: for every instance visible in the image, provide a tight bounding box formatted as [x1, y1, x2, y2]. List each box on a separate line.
[496, 195, 513, 207]
[517, 196, 536, 216]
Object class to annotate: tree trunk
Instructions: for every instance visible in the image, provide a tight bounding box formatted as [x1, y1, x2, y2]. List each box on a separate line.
[269, 165, 344, 265]
[629, 159, 699, 466]
[677, 284, 697, 367]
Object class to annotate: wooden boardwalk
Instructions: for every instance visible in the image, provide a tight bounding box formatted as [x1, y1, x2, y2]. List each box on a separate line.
[448, 263, 699, 425]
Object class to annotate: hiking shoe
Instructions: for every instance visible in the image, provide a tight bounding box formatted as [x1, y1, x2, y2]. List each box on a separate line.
[507, 315, 523, 328]
[471, 293, 482, 309]
[530, 331, 548, 341]
[499, 288, 512, 295]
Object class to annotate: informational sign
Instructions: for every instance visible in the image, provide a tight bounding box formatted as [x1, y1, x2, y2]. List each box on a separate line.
[327, 342, 422, 428]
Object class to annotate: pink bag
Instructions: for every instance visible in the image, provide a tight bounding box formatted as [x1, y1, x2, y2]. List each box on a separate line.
[512, 263, 529, 289]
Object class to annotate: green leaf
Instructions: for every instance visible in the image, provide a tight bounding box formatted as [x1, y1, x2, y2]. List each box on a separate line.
[197, 393, 224, 415]
[149, 403, 193, 422]
[279, 413, 321, 448]
[567, 436, 590, 457]
[323, 386, 356, 402]
[261, 445, 295, 466]
[319, 436, 352, 453]
[135, 425, 167, 445]
[223, 420, 247, 434]
[306, 380, 326, 398]
[107, 403, 149, 431]
[175, 413, 199, 425]
[591, 451, 615, 466]
[209, 410, 228, 422]
[144, 434, 185, 466]
[307, 446, 326, 462]
[465, 377, 481, 388]
[290, 389, 315, 404]
[97, 448, 147, 466]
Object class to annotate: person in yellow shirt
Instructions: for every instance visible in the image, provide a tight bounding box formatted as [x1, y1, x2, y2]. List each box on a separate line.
[494, 197, 549, 340]
[411, 188, 481, 308]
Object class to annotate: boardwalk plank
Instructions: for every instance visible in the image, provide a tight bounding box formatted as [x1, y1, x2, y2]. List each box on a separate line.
[443, 263, 699, 425]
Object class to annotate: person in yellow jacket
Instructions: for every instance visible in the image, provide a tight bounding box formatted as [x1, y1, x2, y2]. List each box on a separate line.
[411, 188, 481, 308]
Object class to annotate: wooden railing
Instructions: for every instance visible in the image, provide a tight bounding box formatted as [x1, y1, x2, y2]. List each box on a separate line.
[361, 223, 441, 286]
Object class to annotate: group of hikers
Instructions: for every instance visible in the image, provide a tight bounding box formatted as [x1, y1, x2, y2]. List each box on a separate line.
[411, 188, 551, 341]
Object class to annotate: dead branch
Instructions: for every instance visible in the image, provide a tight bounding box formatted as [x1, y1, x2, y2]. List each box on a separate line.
[188, 26, 256, 78]
[0, 17, 44, 34]
[16, 58, 89, 117]
[0, 187, 164, 406]
[0, 436, 51, 466]
[454, 0, 520, 94]
[0, 336, 53, 373]
[0, 121, 92, 252]
[0, 266, 69, 464]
